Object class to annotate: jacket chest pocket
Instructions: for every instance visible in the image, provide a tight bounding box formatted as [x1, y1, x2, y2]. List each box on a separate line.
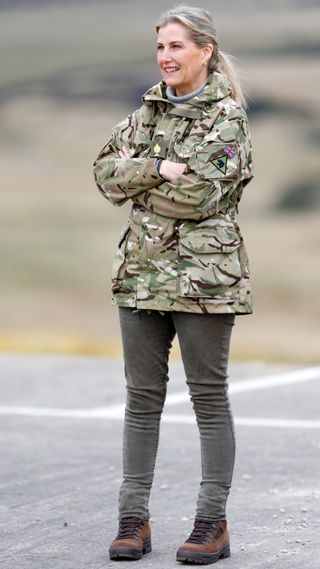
[174, 137, 200, 161]
[133, 131, 151, 158]
[172, 111, 220, 163]
[178, 222, 242, 299]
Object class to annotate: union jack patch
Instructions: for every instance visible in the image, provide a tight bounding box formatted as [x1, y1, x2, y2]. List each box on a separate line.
[224, 145, 237, 158]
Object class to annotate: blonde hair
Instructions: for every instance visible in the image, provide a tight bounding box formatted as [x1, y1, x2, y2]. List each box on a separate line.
[156, 5, 246, 107]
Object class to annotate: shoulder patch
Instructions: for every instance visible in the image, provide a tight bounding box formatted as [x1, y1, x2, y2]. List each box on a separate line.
[224, 145, 237, 158]
[211, 155, 228, 174]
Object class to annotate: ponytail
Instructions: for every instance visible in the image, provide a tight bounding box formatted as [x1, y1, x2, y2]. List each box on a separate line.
[215, 50, 246, 108]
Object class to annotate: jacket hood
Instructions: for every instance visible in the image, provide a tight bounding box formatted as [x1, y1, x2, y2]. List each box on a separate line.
[142, 71, 232, 108]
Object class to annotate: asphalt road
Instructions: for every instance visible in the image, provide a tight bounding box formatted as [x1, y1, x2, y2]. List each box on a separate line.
[0, 354, 320, 569]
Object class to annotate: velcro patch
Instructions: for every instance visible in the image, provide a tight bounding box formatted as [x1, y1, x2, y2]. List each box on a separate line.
[224, 145, 237, 158]
[150, 139, 167, 159]
[211, 155, 228, 174]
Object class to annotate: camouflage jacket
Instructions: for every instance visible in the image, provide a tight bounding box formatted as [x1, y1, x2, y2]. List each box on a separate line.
[93, 72, 253, 314]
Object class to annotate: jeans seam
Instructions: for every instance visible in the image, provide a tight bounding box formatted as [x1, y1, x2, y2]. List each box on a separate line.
[221, 316, 236, 489]
[190, 314, 235, 520]
[118, 310, 175, 519]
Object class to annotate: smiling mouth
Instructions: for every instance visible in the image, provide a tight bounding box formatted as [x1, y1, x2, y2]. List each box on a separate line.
[163, 67, 180, 74]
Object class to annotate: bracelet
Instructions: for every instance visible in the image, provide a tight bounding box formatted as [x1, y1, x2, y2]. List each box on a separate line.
[155, 158, 164, 176]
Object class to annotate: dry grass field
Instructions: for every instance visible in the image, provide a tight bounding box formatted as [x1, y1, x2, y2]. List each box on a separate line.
[1, 1, 319, 362]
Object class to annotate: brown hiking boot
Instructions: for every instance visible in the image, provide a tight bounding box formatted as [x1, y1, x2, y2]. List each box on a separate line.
[176, 519, 230, 565]
[109, 516, 152, 560]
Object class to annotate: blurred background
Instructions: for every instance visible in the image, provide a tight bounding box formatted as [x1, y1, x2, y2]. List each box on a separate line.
[1, 0, 319, 363]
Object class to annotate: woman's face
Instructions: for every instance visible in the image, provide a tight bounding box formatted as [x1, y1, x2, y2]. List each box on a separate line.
[157, 22, 212, 97]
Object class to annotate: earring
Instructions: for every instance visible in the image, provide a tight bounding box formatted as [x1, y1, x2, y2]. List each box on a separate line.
[203, 60, 207, 67]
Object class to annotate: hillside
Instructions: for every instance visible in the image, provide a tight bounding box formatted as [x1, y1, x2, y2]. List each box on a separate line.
[1, 0, 320, 362]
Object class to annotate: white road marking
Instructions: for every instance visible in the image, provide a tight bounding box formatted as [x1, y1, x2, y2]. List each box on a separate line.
[229, 366, 320, 393]
[0, 367, 319, 428]
[234, 417, 320, 429]
[165, 366, 320, 405]
[0, 405, 124, 419]
[0, 405, 320, 429]
[163, 415, 320, 429]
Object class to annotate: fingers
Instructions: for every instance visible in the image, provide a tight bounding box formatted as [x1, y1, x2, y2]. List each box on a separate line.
[159, 160, 187, 182]
[118, 147, 134, 159]
[116, 150, 186, 183]
[175, 163, 187, 175]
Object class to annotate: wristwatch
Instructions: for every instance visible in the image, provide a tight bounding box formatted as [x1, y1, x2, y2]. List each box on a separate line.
[155, 158, 164, 176]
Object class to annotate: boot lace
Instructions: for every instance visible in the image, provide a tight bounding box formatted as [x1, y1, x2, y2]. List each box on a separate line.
[186, 520, 218, 545]
[117, 516, 144, 540]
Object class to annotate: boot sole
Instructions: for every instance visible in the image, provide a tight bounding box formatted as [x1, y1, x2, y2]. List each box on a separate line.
[176, 543, 230, 565]
[109, 538, 152, 560]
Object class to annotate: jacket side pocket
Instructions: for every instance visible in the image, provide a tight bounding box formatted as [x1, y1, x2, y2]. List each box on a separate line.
[178, 220, 242, 300]
[111, 223, 131, 292]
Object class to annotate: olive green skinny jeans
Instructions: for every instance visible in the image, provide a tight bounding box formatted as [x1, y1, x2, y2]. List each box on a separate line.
[118, 307, 235, 522]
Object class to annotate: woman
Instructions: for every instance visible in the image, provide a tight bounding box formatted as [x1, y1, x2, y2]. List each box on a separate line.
[94, 5, 253, 565]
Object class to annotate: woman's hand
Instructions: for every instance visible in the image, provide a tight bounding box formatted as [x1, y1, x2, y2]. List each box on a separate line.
[118, 148, 186, 183]
[159, 160, 187, 183]
[118, 146, 135, 159]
